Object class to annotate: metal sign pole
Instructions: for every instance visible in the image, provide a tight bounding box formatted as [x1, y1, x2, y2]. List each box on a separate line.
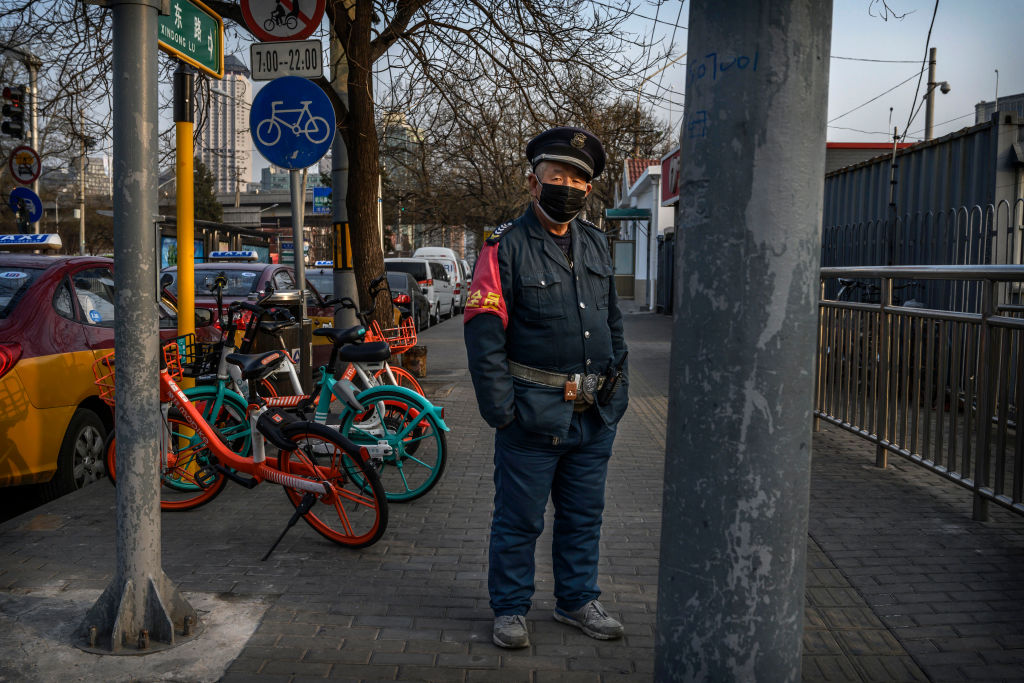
[330, 31, 357, 328]
[79, 0, 198, 654]
[290, 168, 311, 387]
[174, 62, 196, 390]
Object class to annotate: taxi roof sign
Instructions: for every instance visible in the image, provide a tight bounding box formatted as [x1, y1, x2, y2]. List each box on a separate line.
[0, 233, 63, 250]
[209, 250, 259, 261]
[313, 260, 333, 267]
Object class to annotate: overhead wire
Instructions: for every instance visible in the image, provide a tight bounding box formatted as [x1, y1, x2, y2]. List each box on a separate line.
[900, 0, 940, 141]
[827, 68, 926, 124]
[652, 1, 686, 103]
[831, 55, 921, 63]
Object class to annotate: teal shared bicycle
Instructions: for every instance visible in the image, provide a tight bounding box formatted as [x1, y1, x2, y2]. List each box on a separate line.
[178, 275, 449, 502]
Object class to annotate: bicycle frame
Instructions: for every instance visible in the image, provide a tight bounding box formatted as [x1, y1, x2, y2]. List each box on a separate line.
[160, 366, 335, 497]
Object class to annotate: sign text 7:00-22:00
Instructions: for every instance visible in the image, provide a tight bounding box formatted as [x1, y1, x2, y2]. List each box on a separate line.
[250, 40, 323, 81]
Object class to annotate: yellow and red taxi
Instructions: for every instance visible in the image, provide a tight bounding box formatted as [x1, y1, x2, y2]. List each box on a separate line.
[0, 234, 213, 500]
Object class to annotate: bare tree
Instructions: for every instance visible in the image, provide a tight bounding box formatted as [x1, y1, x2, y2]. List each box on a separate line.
[202, 0, 653, 323]
[2, 0, 661, 320]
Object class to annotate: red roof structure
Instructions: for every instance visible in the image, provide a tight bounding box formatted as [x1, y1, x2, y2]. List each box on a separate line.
[625, 158, 659, 188]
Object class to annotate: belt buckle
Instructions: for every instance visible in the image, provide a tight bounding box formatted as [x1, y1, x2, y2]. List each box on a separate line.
[580, 373, 599, 403]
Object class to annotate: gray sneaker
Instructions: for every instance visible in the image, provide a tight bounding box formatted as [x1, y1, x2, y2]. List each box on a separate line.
[492, 614, 530, 649]
[553, 600, 623, 640]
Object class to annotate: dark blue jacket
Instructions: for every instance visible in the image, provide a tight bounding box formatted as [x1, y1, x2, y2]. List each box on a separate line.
[463, 204, 629, 439]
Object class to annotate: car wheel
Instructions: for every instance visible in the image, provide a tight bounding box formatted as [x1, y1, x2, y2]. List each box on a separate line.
[431, 303, 440, 326]
[40, 408, 107, 501]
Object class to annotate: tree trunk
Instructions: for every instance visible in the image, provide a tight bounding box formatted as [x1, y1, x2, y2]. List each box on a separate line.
[343, 3, 393, 328]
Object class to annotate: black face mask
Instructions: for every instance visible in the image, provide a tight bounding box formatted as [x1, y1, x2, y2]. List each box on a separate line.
[536, 182, 588, 224]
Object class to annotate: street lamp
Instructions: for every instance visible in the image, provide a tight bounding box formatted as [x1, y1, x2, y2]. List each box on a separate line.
[54, 187, 68, 231]
[923, 47, 951, 141]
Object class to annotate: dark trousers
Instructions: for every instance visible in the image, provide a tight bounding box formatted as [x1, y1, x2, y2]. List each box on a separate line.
[489, 408, 616, 616]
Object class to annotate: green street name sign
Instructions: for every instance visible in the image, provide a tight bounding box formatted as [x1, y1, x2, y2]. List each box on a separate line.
[158, 0, 224, 79]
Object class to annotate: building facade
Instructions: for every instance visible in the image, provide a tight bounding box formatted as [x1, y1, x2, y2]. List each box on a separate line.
[200, 54, 252, 195]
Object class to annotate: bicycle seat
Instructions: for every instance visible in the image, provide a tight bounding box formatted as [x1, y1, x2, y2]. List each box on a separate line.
[336, 341, 391, 363]
[225, 350, 288, 380]
[260, 320, 296, 335]
[314, 325, 366, 346]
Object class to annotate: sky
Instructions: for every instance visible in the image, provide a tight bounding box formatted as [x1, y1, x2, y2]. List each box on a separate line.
[626, 0, 1024, 145]
[238, 0, 1024, 181]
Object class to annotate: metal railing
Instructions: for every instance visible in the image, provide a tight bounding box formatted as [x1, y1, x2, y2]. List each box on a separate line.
[816, 265, 1024, 520]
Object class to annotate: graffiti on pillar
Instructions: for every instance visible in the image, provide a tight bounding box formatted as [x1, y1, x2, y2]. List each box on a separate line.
[687, 50, 760, 87]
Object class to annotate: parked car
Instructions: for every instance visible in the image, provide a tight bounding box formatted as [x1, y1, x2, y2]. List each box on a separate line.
[460, 258, 473, 291]
[387, 271, 430, 331]
[0, 241, 214, 501]
[161, 254, 335, 366]
[384, 257, 455, 324]
[413, 247, 465, 314]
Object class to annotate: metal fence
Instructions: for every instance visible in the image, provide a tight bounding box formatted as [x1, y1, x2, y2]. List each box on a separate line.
[816, 265, 1024, 520]
[821, 199, 1024, 310]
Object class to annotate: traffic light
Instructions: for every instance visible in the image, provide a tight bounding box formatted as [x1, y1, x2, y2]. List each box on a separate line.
[2, 85, 25, 139]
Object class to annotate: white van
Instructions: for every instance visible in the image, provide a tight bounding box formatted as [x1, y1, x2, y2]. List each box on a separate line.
[384, 257, 455, 324]
[413, 247, 465, 313]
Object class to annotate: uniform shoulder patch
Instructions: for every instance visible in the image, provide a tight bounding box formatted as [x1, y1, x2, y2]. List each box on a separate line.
[577, 217, 605, 235]
[486, 221, 516, 245]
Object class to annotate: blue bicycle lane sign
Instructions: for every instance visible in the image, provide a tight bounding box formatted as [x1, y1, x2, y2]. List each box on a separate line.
[250, 75, 335, 170]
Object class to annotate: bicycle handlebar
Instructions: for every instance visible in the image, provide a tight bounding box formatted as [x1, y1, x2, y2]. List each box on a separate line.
[322, 273, 390, 325]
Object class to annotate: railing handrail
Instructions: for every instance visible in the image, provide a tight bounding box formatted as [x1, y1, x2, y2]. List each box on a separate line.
[821, 265, 1024, 281]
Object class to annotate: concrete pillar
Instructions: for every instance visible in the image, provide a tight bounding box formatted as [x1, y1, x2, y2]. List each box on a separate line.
[79, 0, 197, 654]
[655, 1, 832, 680]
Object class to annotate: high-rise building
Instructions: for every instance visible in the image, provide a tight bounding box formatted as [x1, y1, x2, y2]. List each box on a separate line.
[200, 54, 252, 195]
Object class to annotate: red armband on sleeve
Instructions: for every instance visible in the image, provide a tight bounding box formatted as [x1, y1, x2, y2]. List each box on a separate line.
[463, 242, 508, 328]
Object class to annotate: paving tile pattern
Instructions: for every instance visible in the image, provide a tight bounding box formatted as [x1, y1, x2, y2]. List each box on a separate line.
[0, 313, 1022, 681]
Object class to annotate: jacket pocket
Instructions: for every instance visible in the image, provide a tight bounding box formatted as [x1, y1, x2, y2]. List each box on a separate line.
[519, 271, 565, 320]
[585, 261, 613, 309]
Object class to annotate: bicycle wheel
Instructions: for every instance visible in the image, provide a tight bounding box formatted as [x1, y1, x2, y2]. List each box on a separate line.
[304, 115, 331, 144]
[285, 15, 297, 29]
[277, 422, 387, 548]
[255, 118, 282, 146]
[338, 388, 447, 502]
[372, 365, 425, 395]
[264, 18, 275, 31]
[105, 407, 229, 510]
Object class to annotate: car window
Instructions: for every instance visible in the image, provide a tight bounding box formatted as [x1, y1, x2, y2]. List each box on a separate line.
[306, 273, 333, 298]
[52, 279, 75, 320]
[185, 269, 259, 297]
[73, 267, 117, 326]
[386, 261, 428, 281]
[273, 269, 296, 290]
[0, 266, 44, 319]
[386, 272, 410, 292]
[432, 263, 448, 281]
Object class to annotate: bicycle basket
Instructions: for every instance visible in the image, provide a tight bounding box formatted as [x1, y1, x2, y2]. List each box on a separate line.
[91, 338, 189, 406]
[365, 317, 417, 355]
[92, 352, 116, 407]
[168, 333, 220, 377]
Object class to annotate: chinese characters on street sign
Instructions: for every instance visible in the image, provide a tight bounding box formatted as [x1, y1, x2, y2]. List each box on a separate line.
[158, 0, 224, 79]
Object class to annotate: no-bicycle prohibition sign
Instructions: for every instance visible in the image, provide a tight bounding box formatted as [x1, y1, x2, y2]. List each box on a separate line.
[241, 0, 326, 42]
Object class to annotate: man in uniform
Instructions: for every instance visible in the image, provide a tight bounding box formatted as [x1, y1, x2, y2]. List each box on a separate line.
[464, 126, 629, 649]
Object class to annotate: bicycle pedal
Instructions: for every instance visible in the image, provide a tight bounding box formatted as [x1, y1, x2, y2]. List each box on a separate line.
[194, 466, 219, 487]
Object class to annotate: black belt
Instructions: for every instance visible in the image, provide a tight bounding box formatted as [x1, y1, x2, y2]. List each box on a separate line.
[508, 360, 604, 408]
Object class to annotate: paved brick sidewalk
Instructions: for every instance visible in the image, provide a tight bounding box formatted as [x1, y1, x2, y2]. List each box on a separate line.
[0, 313, 1022, 682]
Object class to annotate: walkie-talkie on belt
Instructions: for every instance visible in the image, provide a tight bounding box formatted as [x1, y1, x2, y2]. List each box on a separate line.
[596, 351, 628, 406]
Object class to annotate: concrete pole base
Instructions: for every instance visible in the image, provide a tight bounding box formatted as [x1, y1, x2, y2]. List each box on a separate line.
[76, 572, 200, 655]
